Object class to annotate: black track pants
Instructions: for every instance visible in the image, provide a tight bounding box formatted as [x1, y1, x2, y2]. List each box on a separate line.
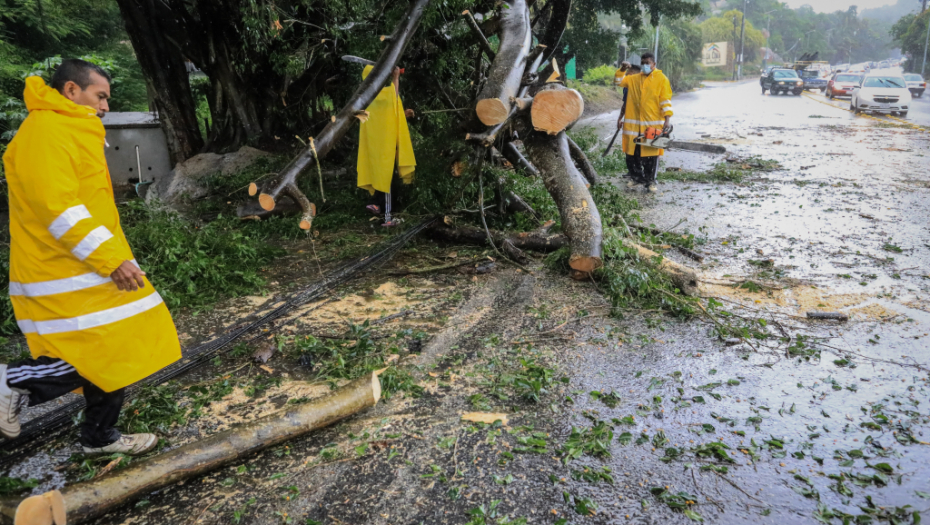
[626, 145, 659, 185]
[5, 356, 123, 447]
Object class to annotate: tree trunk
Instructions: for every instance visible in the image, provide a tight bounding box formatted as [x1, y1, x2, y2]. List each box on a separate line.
[115, 0, 204, 165]
[474, 0, 531, 126]
[2, 374, 383, 524]
[523, 131, 603, 273]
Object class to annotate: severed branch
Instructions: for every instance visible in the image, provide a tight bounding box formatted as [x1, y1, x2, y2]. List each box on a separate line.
[502, 141, 539, 177]
[530, 84, 584, 134]
[249, 0, 431, 222]
[244, 178, 315, 229]
[566, 136, 599, 186]
[462, 10, 496, 61]
[474, 0, 531, 126]
[5, 373, 383, 524]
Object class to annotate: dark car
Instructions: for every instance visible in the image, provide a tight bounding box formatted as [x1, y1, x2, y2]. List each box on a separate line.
[800, 70, 827, 92]
[761, 69, 803, 95]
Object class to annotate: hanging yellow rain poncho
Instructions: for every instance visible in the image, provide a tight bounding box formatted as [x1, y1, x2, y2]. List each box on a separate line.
[2, 76, 181, 392]
[357, 65, 416, 195]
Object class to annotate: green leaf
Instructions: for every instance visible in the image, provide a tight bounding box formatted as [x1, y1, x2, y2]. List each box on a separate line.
[683, 509, 704, 522]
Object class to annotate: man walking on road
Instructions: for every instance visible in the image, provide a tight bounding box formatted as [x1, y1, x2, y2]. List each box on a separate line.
[0, 59, 181, 455]
[614, 52, 674, 193]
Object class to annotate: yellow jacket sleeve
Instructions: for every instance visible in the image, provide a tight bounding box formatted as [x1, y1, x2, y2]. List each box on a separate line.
[659, 76, 674, 117]
[16, 125, 124, 277]
[614, 69, 627, 89]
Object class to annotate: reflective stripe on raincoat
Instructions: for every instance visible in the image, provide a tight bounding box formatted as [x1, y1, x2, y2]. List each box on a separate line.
[2, 76, 181, 392]
[614, 69, 674, 157]
[357, 65, 416, 195]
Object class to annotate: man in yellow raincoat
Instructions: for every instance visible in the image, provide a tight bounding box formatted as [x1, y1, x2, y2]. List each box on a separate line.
[614, 52, 673, 193]
[0, 59, 181, 455]
[357, 65, 416, 227]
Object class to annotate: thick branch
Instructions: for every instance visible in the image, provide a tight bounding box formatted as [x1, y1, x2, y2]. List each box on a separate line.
[429, 223, 566, 253]
[4, 374, 382, 524]
[566, 136, 599, 186]
[531, 87, 584, 134]
[257, 0, 431, 215]
[538, 0, 571, 63]
[462, 10, 496, 61]
[502, 141, 539, 177]
[474, 0, 531, 126]
[524, 131, 603, 274]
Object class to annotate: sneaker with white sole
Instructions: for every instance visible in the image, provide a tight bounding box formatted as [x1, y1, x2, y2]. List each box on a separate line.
[0, 365, 27, 439]
[626, 181, 639, 189]
[647, 184, 658, 193]
[82, 433, 158, 456]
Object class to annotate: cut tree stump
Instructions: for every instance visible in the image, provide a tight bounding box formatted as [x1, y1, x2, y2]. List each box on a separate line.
[3, 373, 383, 525]
[530, 87, 584, 135]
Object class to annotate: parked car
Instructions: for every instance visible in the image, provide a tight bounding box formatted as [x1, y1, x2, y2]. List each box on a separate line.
[826, 72, 862, 99]
[904, 73, 926, 97]
[800, 69, 828, 92]
[761, 68, 803, 95]
[850, 74, 911, 117]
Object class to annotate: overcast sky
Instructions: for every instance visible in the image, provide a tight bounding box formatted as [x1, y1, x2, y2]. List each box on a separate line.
[782, 0, 900, 12]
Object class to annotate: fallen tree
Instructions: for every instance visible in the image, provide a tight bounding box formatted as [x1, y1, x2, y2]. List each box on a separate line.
[3, 372, 383, 525]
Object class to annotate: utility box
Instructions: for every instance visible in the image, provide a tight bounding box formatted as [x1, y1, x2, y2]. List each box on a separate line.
[101, 112, 172, 190]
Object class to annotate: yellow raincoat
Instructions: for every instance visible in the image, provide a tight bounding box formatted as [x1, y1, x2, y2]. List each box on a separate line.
[613, 69, 674, 157]
[357, 66, 416, 194]
[2, 76, 181, 392]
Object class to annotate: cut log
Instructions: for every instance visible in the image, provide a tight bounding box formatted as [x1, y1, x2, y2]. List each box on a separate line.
[523, 131, 602, 274]
[3, 373, 383, 524]
[249, 0, 430, 222]
[474, 0, 531, 126]
[510, 96, 533, 111]
[531, 87, 584, 134]
[502, 141, 539, 177]
[462, 10, 496, 61]
[566, 136, 599, 185]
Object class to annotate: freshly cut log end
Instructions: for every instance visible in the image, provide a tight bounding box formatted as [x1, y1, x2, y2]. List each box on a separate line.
[248, 182, 258, 196]
[258, 193, 276, 211]
[531, 89, 584, 135]
[298, 203, 317, 231]
[476, 98, 510, 126]
[569, 254, 602, 273]
[570, 269, 592, 281]
[354, 110, 370, 123]
[13, 489, 65, 525]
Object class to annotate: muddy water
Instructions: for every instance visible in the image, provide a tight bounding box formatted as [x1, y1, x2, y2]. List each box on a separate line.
[569, 79, 930, 523]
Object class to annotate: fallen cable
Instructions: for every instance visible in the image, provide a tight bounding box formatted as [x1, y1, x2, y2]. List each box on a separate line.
[0, 216, 437, 468]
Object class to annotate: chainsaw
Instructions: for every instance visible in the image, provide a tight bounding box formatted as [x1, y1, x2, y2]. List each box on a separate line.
[633, 125, 726, 154]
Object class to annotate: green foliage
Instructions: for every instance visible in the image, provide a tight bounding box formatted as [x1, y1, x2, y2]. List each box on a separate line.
[120, 383, 187, 435]
[582, 64, 618, 86]
[0, 476, 39, 495]
[119, 200, 285, 311]
[892, 11, 929, 72]
[631, 18, 704, 91]
[561, 420, 614, 463]
[701, 11, 766, 63]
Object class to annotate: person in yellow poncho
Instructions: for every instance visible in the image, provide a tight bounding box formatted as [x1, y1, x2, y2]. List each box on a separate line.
[357, 65, 416, 227]
[0, 59, 181, 456]
[613, 52, 674, 193]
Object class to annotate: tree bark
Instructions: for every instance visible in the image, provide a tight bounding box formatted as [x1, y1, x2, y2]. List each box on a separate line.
[474, 0, 532, 126]
[566, 136, 599, 186]
[538, 0, 572, 63]
[2, 374, 382, 525]
[523, 131, 603, 274]
[253, 0, 432, 218]
[462, 10, 496, 61]
[502, 141, 539, 177]
[429, 223, 566, 252]
[115, 0, 204, 165]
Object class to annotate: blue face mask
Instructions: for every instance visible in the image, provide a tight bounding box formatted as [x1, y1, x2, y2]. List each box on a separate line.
[642, 64, 652, 75]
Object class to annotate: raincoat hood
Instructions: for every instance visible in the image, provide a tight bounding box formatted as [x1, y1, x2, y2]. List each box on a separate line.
[23, 75, 99, 120]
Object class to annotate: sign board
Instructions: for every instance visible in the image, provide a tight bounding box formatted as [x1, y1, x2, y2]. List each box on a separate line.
[702, 42, 728, 67]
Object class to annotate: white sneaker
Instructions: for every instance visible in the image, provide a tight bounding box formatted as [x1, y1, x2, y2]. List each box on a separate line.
[82, 433, 158, 456]
[626, 181, 639, 189]
[0, 365, 27, 439]
[647, 184, 658, 193]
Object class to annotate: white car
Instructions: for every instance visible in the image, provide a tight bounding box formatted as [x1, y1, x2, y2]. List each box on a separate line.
[904, 73, 926, 98]
[850, 74, 911, 117]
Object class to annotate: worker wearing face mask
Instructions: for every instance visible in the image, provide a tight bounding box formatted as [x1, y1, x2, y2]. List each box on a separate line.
[613, 52, 673, 193]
